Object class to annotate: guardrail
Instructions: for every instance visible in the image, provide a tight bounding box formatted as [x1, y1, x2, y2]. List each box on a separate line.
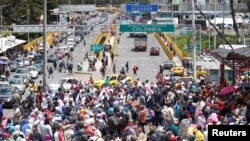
[94, 32, 103, 44]
[98, 32, 110, 59]
[22, 33, 55, 52]
[111, 32, 118, 54]
[154, 33, 173, 60]
[163, 33, 185, 60]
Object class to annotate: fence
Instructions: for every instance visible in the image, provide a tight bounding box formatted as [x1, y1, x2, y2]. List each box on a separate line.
[154, 33, 173, 60]
[163, 33, 185, 60]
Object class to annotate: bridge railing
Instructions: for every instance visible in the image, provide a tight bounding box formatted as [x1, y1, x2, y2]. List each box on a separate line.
[154, 33, 173, 60]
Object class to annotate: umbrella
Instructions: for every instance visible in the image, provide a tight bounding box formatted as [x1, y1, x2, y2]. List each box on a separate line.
[219, 86, 235, 95]
[0, 60, 7, 65]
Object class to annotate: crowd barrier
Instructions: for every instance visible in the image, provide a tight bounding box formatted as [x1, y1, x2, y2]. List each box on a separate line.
[154, 33, 173, 60]
[163, 33, 185, 60]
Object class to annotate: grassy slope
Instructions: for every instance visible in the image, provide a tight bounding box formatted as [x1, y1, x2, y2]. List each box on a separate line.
[169, 34, 238, 57]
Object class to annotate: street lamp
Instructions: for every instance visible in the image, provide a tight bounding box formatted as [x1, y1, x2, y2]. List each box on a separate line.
[0, 4, 11, 32]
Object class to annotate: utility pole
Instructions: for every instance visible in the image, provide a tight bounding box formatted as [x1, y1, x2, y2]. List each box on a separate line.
[214, 0, 217, 49]
[43, 0, 48, 90]
[192, 0, 197, 84]
[221, 0, 225, 35]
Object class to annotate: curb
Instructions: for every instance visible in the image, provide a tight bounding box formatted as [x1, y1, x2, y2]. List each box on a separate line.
[74, 71, 92, 75]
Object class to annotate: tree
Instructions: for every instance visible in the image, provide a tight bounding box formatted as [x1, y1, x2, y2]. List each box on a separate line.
[247, 0, 250, 12]
[230, 0, 240, 42]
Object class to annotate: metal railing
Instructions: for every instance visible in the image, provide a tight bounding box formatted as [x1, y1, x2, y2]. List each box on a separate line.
[22, 33, 55, 51]
[163, 33, 185, 60]
[154, 33, 173, 60]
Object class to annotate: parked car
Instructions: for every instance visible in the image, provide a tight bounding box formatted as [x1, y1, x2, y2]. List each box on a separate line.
[15, 68, 30, 80]
[47, 54, 57, 62]
[33, 64, 43, 75]
[38, 41, 49, 54]
[23, 58, 30, 66]
[0, 86, 20, 107]
[163, 60, 175, 69]
[14, 58, 24, 68]
[196, 66, 207, 77]
[27, 52, 37, 61]
[34, 54, 43, 61]
[9, 61, 18, 72]
[149, 46, 160, 56]
[26, 66, 39, 79]
[172, 63, 185, 77]
[12, 74, 29, 85]
[9, 78, 26, 95]
[34, 59, 43, 66]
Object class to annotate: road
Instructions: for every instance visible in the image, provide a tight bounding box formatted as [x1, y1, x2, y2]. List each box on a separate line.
[3, 13, 117, 118]
[114, 33, 169, 82]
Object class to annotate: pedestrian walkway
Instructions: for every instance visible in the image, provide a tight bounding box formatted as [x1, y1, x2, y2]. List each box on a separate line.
[75, 36, 115, 80]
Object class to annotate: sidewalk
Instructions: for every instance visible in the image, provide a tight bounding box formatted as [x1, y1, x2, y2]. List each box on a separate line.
[75, 36, 115, 80]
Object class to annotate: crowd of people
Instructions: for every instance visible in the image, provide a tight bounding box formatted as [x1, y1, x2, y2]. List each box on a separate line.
[0, 67, 249, 141]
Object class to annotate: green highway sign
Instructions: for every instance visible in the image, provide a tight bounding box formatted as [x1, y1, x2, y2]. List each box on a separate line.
[119, 24, 175, 32]
[91, 44, 103, 52]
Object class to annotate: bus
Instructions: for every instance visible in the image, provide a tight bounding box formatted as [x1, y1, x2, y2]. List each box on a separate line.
[134, 33, 147, 51]
[184, 19, 208, 29]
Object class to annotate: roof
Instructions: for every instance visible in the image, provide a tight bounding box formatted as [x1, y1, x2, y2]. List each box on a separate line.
[0, 36, 26, 54]
[211, 47, 250, 69]
[196, 61, 231, 70]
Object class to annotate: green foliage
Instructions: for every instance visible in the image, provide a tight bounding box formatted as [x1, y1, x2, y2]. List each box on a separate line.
[169, 34, 238, 57]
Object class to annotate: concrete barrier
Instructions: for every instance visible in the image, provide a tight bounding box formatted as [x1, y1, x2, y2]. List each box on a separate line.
[111, 32, 118, 54]
[163, 34, 184, 60]
[154, 33, 173, 60]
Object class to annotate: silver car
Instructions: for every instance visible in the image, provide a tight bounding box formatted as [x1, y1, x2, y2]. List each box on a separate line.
[9, 78, 26, 95]
[23, 58, 31, 66]
[14, 58, 24, 67]
[9, 61, 18, 72]
[12, 74, 29, 85]
[15, 68, 30, 80]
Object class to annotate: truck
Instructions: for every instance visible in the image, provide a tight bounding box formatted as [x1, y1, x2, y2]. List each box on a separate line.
[134, 33, 147, 51]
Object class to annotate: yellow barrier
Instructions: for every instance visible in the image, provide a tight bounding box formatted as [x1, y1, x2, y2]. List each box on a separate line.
[23, 33, 55, 52]
[154, 33, 173, 60]
[98, 32, 110, 59]
[163, 34, 184, 60]
[111, 32, 118, 54]
[94, 32, 103, 44]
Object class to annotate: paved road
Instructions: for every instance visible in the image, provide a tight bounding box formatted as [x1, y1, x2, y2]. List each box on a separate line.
[3, 13, 117, 118]
[113, 33, 169, 82]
